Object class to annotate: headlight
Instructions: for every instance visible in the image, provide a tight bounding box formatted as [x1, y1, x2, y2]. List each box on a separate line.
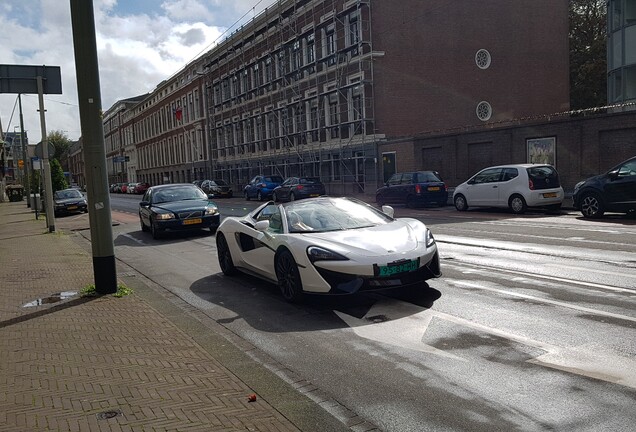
[573, 180, 585, 191]
[205, 206, 218, 215]
[155, 213, 174, 220]
[307, 246, 348, 262]
[426, 228, 436, 247]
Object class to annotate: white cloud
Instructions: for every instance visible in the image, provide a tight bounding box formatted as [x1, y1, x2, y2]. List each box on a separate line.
[1, 0, 277, 144]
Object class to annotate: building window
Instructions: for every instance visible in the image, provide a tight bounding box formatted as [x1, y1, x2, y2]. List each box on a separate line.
[348, 13, 359, 46]
[476, 101, 492, 121]
[306, 34, 315, 64]
[475, 49, 491, 69]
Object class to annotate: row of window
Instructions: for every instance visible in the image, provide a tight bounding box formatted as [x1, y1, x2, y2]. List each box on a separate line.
[212, 12, 361, 106]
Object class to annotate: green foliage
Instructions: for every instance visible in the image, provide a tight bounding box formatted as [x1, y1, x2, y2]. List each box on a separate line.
[569, 0, 607, 109]
[30, 169, 41, 194]
[50, 159, 68, 192]
[47, 130, 71, 161]
[80, 283, 133, 298]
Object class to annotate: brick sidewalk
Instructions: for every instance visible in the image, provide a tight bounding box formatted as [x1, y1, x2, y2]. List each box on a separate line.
[0, 201, 350, 432]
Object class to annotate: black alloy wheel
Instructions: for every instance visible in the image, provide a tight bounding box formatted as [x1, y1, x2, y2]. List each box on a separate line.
[275, 250, 303, 302]
[580, 192, 605, 218]
[216, 233, 237, 275]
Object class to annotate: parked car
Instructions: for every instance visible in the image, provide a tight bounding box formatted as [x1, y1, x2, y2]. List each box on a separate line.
[192, 180, 204, 188]
[272, 177, 325, 202]
[201, 179, 233, 198]
[127, 182, 140, 194]
[134, 182, 151, 194]
[573, 156, 636, 218]
[138, 183, 220, 239]
[376, 171, 448, 208]
[120, 183, 129, 194]
[53, 188, 88, 217]
[453, 164, 564, 214]
[243, 175, 284, 201]
[215, 196, 441, 302]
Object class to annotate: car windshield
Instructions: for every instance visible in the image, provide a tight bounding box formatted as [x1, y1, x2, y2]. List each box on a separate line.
[213, 179, 228, 185]
[415, 172, 443, 182]
[153, 186, 207, 203]
[283, 198, 392, 233]
[55, 190, 83, 199]
[265, 176, 283, 183]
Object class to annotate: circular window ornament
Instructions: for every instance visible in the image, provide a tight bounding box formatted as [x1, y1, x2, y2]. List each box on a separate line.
[476, 101, 492, 121]
[475, 49, 491, 69]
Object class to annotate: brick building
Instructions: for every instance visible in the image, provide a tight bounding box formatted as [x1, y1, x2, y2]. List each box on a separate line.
[102, 0, 570, 195]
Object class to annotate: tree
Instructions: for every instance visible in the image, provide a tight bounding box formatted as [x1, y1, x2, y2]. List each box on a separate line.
[47, 130, 71, 163]
[50, 159, 68, 192]
[569, 0, 607, 110]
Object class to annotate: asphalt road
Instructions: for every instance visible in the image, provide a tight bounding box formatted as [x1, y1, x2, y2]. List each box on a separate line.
[94, 194, 636, 431]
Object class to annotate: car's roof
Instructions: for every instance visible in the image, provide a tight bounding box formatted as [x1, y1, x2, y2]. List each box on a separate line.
[481, 164, 554, 169]
[149, 183, 197, 189]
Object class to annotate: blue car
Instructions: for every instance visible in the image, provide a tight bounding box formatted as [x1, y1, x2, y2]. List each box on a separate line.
[243, 175, 284, 201]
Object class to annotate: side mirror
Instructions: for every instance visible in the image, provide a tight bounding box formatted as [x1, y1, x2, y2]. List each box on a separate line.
[254, 220, 269, 231]
[139, 201, 150, 207]
[381, 205, 394, 218]
[607, 170, 619, 180]
[207, 194, 215, 199]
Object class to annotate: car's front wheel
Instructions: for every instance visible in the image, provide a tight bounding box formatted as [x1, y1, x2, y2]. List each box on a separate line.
[580, 192, 605, 218]
[275, 249, 303, 302]
[244, 191, 250, 201]
[454, 194, 468, 211]
[509, 194, 527, 214]
[150, 218, 162, 239]
[216, 233, 237, 276]
[140, 216, 149, 232]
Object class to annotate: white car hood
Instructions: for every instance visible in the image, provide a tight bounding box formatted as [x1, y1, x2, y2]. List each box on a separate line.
[302, 220, 420, 257]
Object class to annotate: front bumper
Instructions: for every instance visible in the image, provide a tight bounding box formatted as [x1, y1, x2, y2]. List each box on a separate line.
[311, 251, 441, 295]
[155, 214, 220, 231]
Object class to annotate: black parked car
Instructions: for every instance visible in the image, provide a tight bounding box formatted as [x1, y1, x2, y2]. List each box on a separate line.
[139, 183, 220, 239]
[53, 188, 88, 216]
[376, 171, 448, 208]
[573, 156, 636, 218]
[272, 177, 326, 202]
[201, 179, 233, 198]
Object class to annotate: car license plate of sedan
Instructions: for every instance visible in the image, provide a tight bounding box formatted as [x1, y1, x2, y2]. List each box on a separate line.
[428, 186, 440, 191]
[183, 218, 202, 225]
[543, 192, 557, 198]
[310, 194, 320, 197]
[376, 259, 419, 277]
[67, 205, 78, 210]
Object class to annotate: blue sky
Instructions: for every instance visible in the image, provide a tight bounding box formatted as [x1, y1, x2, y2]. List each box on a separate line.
[0, 0, 277, 143]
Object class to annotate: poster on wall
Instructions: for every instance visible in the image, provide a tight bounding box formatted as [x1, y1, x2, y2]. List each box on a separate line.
[527, 137, 556, 166]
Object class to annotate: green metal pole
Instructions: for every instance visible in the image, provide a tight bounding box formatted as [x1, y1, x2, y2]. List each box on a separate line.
[70, 0, 117, 294]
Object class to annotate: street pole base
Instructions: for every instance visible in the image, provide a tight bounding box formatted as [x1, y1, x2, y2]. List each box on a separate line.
[93, 255, 118, 294]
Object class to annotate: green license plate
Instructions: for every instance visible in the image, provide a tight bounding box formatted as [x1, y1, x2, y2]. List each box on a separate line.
[376, 259, 419, 277]
[183, 218, 202, 225]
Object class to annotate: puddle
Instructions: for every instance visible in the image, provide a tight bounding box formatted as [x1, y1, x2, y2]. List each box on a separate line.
[22, 291, 78, 307]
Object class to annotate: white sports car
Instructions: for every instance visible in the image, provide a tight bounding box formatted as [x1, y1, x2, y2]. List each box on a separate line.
[215, 196, 441, 302]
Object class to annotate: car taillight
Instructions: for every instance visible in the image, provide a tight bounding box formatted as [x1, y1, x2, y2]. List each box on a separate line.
[415, 184, 422, 194]
[528, 179, 534, 190]
[297, 185, 304, 190]
[259, 183, 266, 188]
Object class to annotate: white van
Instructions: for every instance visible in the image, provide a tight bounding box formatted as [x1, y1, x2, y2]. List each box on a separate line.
[453, 164, 564, 214]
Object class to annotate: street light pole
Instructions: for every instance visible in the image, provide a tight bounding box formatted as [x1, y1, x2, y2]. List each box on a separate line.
[18, 95, 31, 207]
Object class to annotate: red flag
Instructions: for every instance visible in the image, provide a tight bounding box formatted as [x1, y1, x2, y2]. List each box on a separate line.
[173, 106, 183, 121]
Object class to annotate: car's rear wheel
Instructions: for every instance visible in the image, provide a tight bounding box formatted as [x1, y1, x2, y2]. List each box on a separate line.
[580, 192, 605, 218]
[273, 191, 279, 202]
[454, 194, 468, 211]
[257, 191, 263, 201]
[289, 192, 296, 201]
[216, 233, 237, 276]
[140, 216, 149, 232]
[244, 191, 250, 201]
[275, 249, 303, 303]
[509, 194, 527, 214]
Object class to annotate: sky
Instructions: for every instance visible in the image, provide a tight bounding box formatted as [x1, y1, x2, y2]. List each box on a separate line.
[0, 0, 278, 144]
